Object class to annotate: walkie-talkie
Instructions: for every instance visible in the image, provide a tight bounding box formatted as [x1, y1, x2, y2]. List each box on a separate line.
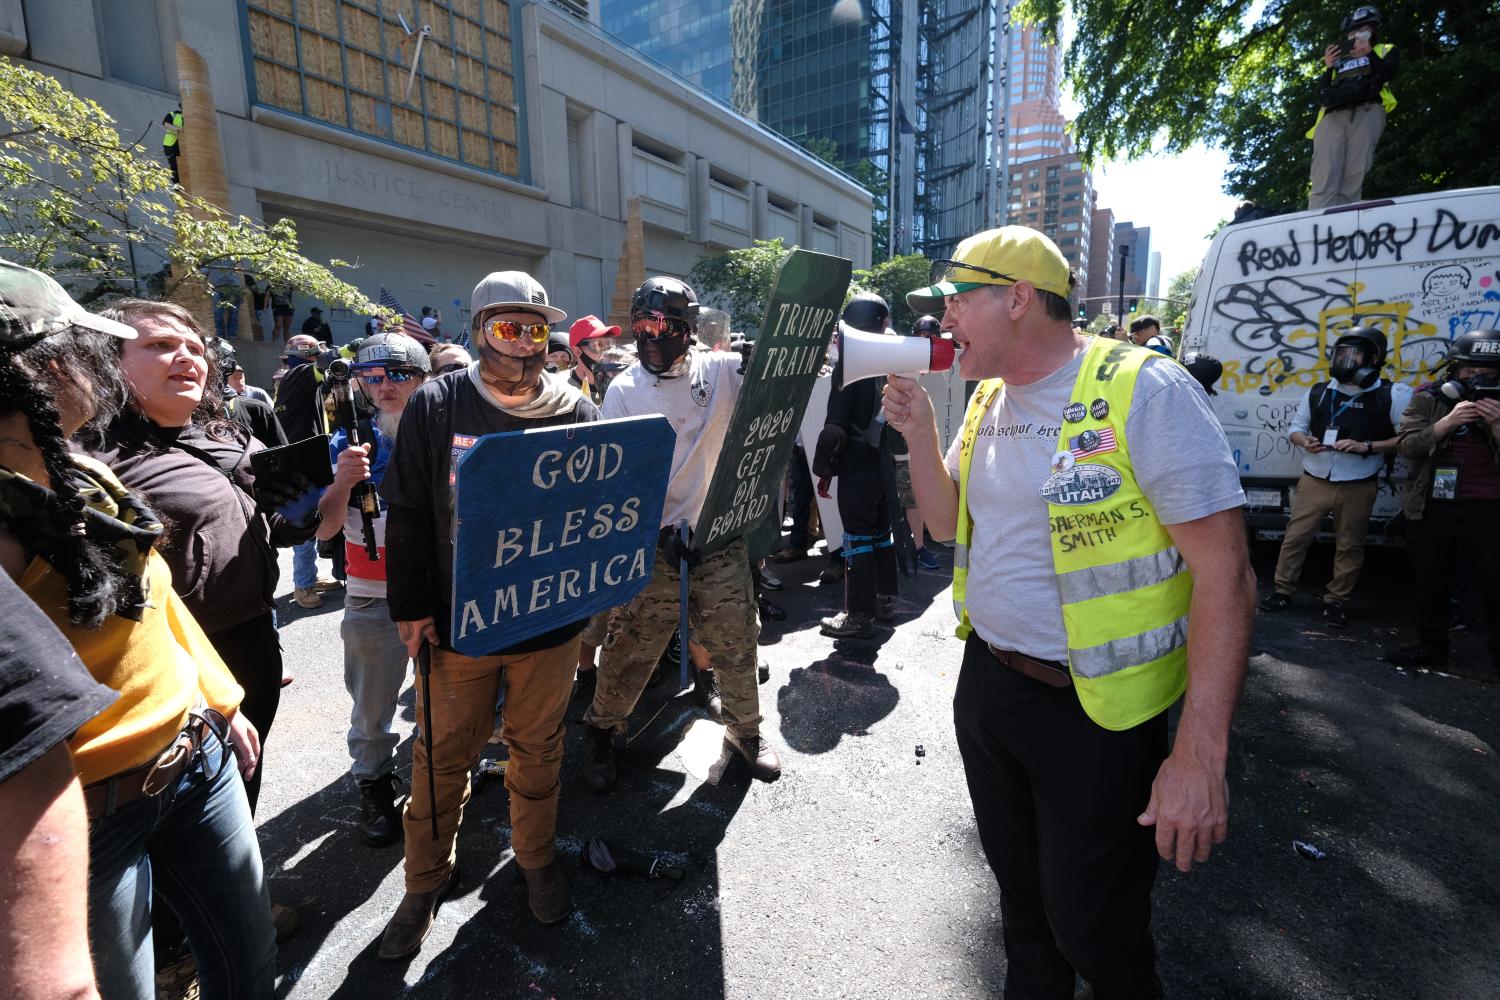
[325, 358, 381, 561]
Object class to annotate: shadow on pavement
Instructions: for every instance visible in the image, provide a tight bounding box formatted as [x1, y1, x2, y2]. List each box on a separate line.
[777, 655, 900, 754]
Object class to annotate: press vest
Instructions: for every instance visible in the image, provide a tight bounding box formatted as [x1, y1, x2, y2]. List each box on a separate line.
[952, 338, 1191, 731]
[1307, 381, 1395, 444]
[1306, 44, 1396, 139]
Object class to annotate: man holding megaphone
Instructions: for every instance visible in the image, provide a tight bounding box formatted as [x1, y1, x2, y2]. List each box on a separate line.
[881, 226, 1255, 997]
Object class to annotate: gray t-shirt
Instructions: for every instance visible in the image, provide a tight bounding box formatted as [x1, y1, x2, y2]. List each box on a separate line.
[944, 348, 1245, 661]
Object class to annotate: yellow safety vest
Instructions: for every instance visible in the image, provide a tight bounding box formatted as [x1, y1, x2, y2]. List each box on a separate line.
[952, 337, 1191, 730]
[1306, 43, 1396, 139]
[163, 110, 182, 149]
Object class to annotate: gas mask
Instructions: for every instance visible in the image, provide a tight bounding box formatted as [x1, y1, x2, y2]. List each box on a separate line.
[1329, 344, 1380, 388]
[477, 335, 547, 394]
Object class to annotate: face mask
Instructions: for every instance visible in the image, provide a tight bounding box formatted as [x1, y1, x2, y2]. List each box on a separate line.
[477, 336, 547, 394]
[638, 333, 690, 376]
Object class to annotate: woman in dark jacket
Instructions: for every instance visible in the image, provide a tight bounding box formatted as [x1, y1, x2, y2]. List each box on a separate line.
[85, 299, 318, 811]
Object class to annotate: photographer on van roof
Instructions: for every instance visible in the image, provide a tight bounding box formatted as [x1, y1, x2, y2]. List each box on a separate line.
[1384, 329, 1500, 673]
[1307, 6, 1398, 209]
[1259, 326, 1410, 627]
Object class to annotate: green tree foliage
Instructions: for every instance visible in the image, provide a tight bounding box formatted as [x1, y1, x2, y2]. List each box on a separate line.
[1163, 267, 1198, 328]
[0, 58, 377, 314]
[688, 239, 790, 332]
[1020, 1, 1500, 209]
[851, 253, 932, 332]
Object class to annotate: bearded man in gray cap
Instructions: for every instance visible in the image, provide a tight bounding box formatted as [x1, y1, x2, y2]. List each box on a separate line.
[376, 272, 600, 958]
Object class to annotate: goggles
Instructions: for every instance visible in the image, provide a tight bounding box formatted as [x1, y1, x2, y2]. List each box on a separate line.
[929, 258, 1017, 286]
[632, 314, 692, 340]
[483, 318, 551, 344]
[354, 366, 423, 386]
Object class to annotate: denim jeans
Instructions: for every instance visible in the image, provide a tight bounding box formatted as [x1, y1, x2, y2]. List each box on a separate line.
[342, 595, 411, 781]
[87, 725, 276, 1000]
[214, 298, 240, 339]
[292, 538, 318, 590]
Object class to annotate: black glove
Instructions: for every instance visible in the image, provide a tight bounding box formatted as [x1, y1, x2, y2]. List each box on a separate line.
[657, 525, 702, 567]
[255, 471, 320, 527]
[733, 336, 754, 376]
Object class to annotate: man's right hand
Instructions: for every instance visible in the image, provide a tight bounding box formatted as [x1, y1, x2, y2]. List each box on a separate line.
[1436, 400, 1483, 438]
[882, 374, 935, 435]
[1292, 433, 1327, 454]
[397, 617, 439, 659]
[333, 443, 372, 489]
[1323, 42, 1342, 68]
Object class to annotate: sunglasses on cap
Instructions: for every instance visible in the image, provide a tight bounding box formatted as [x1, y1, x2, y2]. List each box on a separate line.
[483, 318, 551, 344]
[354, 366, 423, 386]
[631, 314, 692, 339]
[929, 258, 1017, 286]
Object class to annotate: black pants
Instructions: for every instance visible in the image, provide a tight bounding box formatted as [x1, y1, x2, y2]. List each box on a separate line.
[1412, 499, 1500, 666]
[954, 635, 1167, 1000]
[206, 611, 283, 812]
[837, 455, 896, 617]
[785, 444, 814, 550]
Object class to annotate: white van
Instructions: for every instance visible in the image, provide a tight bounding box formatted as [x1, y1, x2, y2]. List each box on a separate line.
[1178, 186, 1500, 539]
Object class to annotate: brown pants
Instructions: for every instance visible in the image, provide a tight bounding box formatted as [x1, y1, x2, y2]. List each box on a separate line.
[1308, 103, 1385, 209]
[1272, 472, 1379, 604]
[402, 634, 580, 893]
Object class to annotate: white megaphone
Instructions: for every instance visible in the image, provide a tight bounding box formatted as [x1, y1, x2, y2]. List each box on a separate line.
[836, 322, 956, 389]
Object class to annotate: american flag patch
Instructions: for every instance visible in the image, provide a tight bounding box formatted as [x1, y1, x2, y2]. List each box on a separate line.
[1069, 427, 1117, 460]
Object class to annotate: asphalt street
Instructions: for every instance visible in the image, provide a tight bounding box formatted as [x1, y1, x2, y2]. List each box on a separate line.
[256, 539, 1500, 1000]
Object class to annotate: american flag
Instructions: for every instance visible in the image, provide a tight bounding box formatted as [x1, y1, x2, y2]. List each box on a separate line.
[1069, 426, 1117, 460]
[377, 286, 432, 343]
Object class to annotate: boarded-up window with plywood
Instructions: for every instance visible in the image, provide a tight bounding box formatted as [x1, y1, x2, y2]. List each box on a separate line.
[242, 0, 522, 179]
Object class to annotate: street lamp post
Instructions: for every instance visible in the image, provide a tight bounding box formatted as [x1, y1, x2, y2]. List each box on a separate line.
[1117, 243, 1131, 322]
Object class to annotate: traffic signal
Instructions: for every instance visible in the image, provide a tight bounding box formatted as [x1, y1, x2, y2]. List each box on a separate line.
[1128, 298, 1139, 312]
[1078, 302, 1087, 319]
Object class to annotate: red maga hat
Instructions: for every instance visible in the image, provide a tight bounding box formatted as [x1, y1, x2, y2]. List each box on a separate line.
[569, 314, 622, 349]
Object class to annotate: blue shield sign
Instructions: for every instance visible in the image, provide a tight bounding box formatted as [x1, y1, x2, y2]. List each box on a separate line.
[450, 416, 674, 657]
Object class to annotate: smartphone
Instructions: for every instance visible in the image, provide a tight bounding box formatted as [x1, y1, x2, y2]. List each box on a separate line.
[1472, 385, 1500, 402]
[1337, 37, 1353, 54]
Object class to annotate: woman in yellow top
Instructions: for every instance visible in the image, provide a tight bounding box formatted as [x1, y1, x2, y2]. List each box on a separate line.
[0, 261, 276, 1000]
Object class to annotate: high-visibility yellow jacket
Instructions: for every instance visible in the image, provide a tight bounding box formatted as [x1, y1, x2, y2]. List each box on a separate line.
[163, 110, 182, 149]
[952, 337, 1191, 730]
[1306, 43, 1396, 139]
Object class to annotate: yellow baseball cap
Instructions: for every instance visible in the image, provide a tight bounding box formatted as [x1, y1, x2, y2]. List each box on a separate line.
[907, 226, 1071, 312]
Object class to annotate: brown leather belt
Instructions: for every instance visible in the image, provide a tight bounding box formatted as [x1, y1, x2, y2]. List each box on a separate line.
[83, 714, 215, 820]
[987, 643, 1072, 688]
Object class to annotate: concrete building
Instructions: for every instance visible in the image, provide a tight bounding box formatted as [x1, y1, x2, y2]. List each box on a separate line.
[1085, 205, 1116, 320]
[1004, 152, 1093, 290]
[11, 0, 870, 381]
[1006, 24, 1071, 164]
[1146, 249, 1162, 300]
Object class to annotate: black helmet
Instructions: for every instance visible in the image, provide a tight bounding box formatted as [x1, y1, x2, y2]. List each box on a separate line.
[1329, 325, 1388, 388]
[632, 276, 698, 376]
[841, 292, 890, 334]
[1446, 328, 1500, 369]
[912, 315, 942, 337]
[1341, 5, 1381, 33]
[631, 276, 699, 332]
[1181, 353, 1223, 396]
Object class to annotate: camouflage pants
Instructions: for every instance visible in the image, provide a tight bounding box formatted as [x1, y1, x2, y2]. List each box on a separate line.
[585, 537, 762, 739]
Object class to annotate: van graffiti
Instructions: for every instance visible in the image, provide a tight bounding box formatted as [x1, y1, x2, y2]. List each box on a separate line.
[1231, 208, 1498, 279]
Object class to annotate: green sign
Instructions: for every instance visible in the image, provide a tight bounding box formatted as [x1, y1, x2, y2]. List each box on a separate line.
[694, 248, 852, 556]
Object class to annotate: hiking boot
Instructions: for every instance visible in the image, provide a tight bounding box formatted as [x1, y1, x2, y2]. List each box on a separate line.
[820, 611, 876, 639]
[359, 773, 405, 847]
[312, 576, 345, 593]
[1385, 644, 1449, 669]
[759, 568, 784, 591]
[758, 658, 771, 685]
[724, 731, 782, 781]
[876, 594, 897, 622]
[771, 546, 809, 563]
[271, 903, 301, 943]
[1322, 602, 1348, 628]
[759, 596, 786, 622]
[693, 669, 723, 721]
[583, 724, 618, 793]
[917, 548, 942, 571]
[292, 587, 323, 609]
[377, 867, 460, 961]
[518, 861, 571, 926]
[818, 559, 846, 586]
[1258, 592, 1292, 612]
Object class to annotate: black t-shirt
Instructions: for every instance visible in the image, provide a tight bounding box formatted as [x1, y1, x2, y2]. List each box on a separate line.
[0, 571, 117, 784]
[225, 393, 287, 450]
[381, 370, 601, 651]
[273, 362, 325, 442]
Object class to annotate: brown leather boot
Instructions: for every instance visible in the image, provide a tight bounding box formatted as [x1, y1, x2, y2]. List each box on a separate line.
[724, 731, 782, 781]
[377, 867, 460, 961]
[518, 860, 571, 926]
